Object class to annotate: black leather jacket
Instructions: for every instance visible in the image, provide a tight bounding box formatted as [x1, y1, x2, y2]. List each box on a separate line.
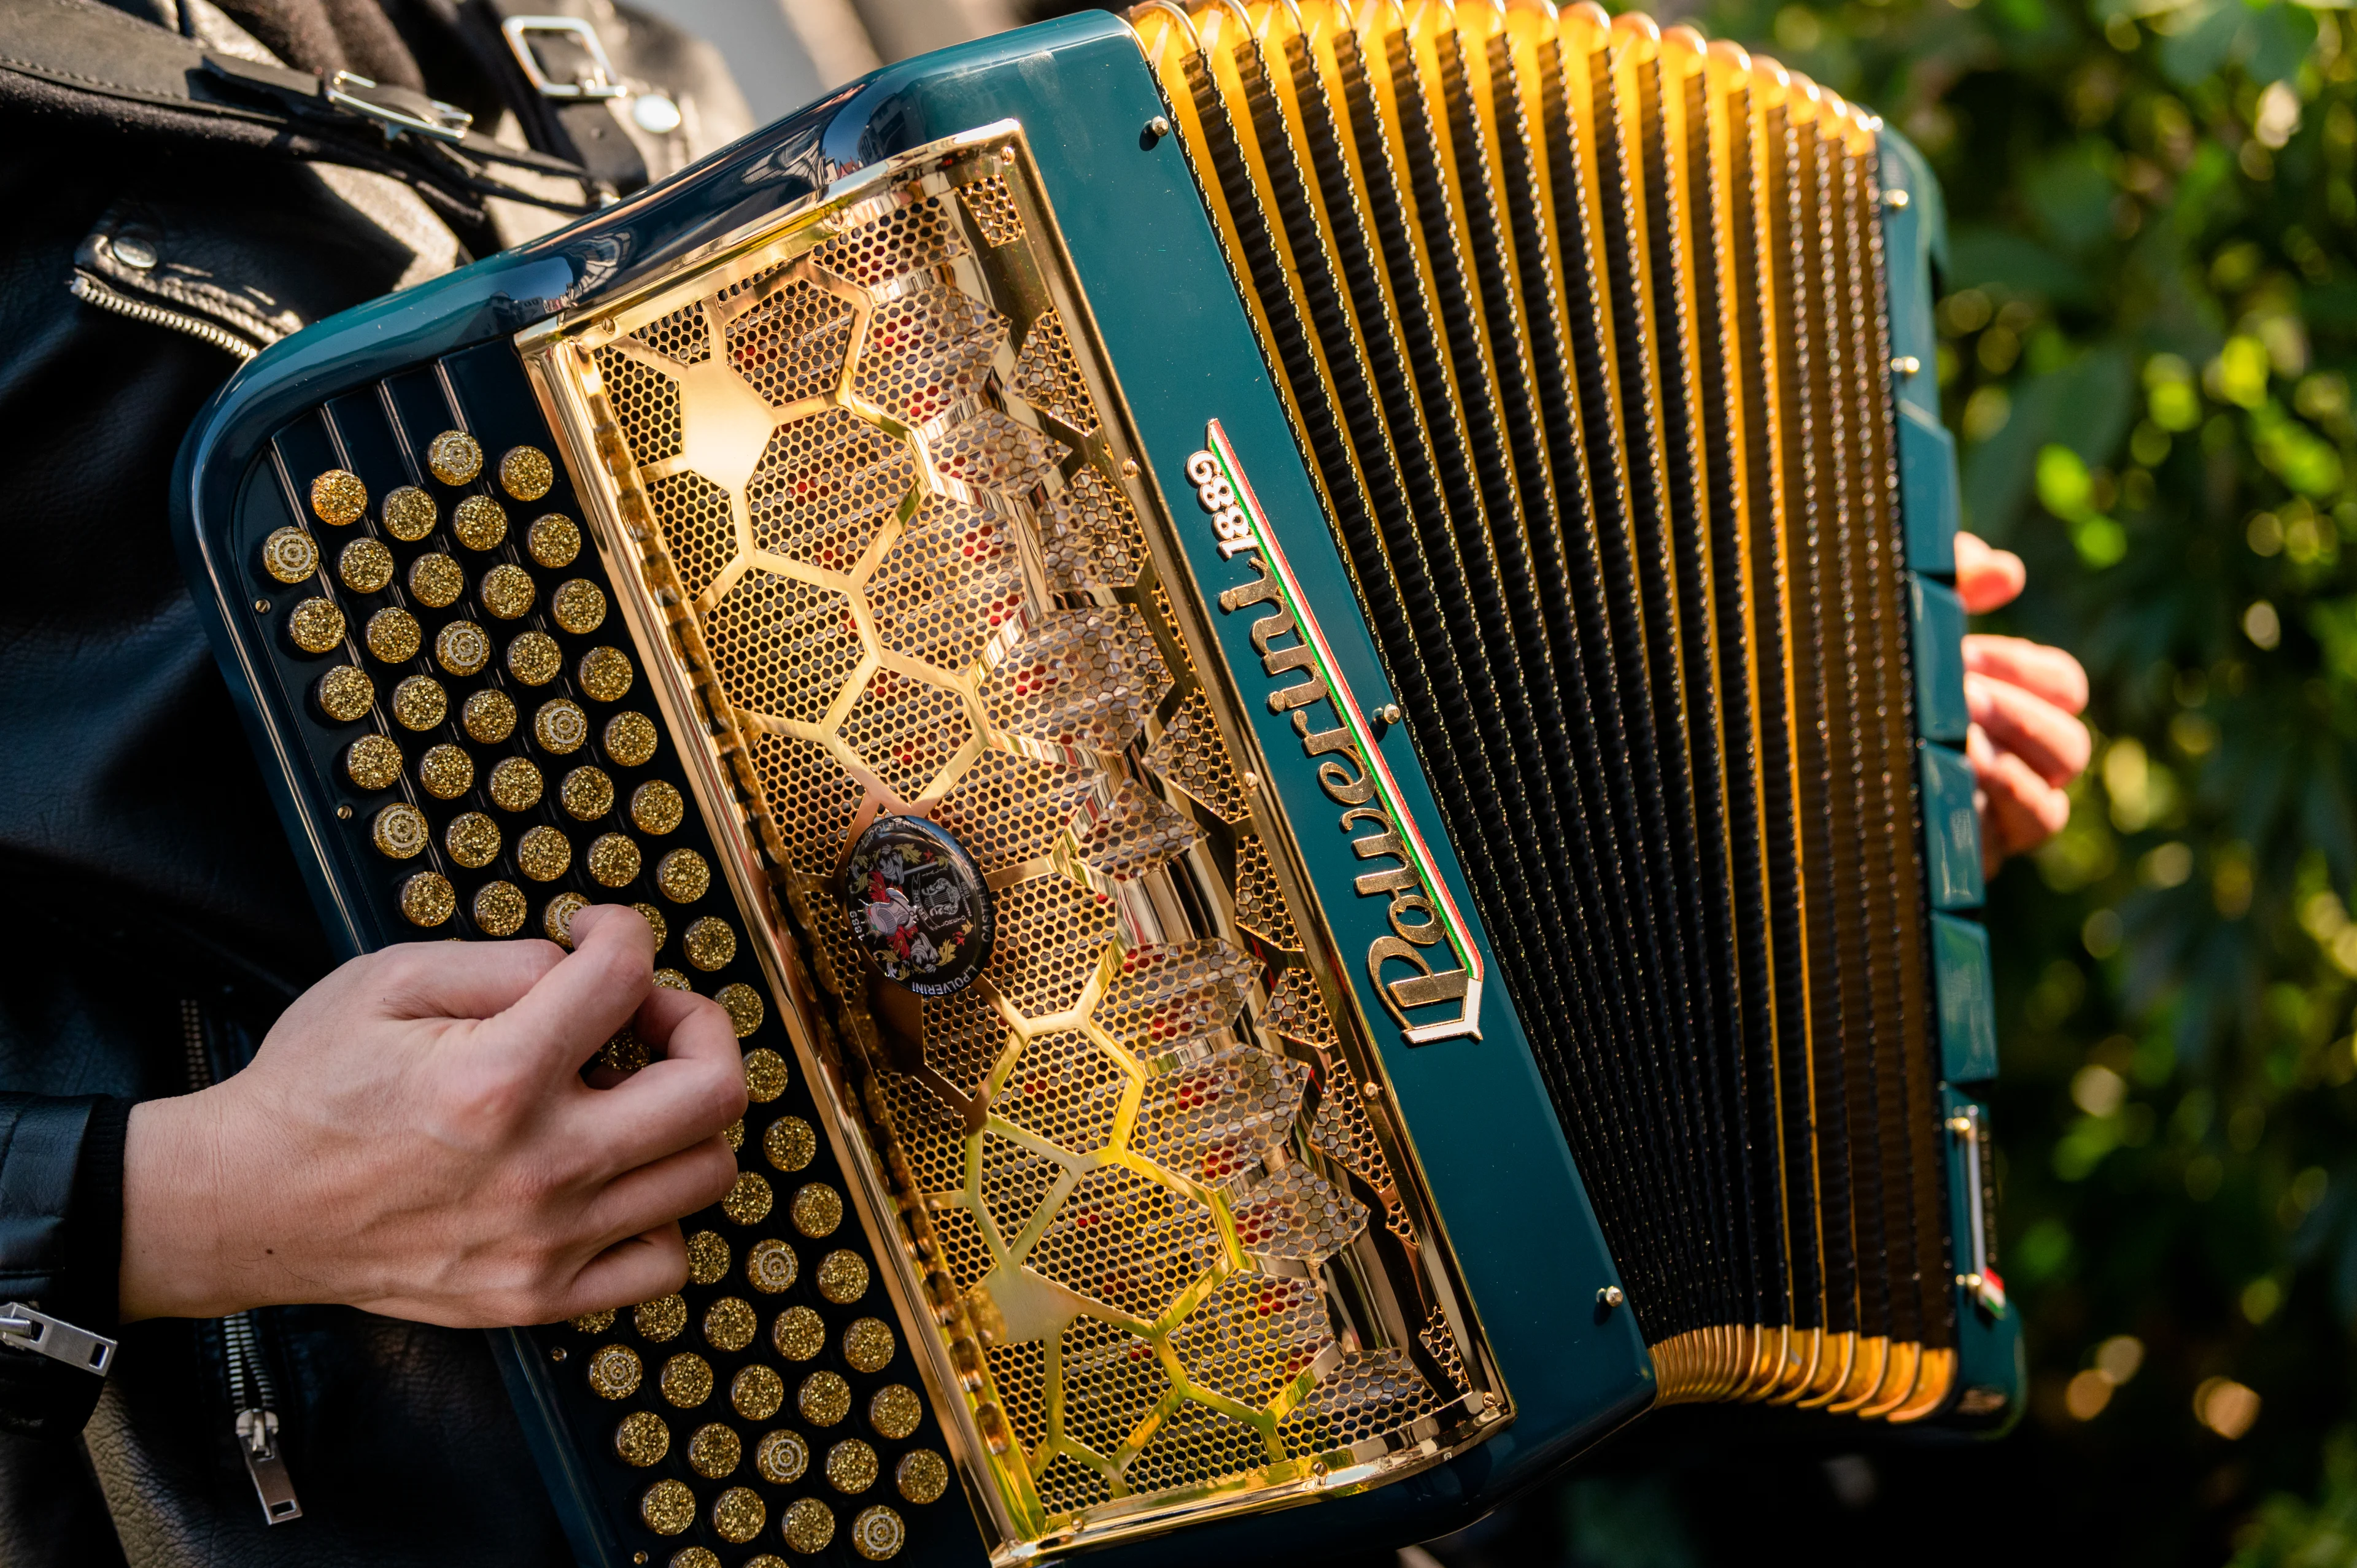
[0, 1, 749, 1558]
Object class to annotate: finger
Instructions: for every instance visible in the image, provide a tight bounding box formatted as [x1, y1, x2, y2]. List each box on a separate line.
[555, 1224, 691, 1319]
[578, 1136, 741, 1249]
[1966, 671, 2092, 787]
[1976, 747, 2072, 871]
[1964, 634, 2089, 715]
[484, 905, 658, 1079]
[363, 938, 566, 1022]
[568, 994, 746, 1177]
[1955, 531, 2027, 614]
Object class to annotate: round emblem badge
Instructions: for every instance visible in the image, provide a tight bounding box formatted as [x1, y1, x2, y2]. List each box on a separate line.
[841, 817, 994, 996]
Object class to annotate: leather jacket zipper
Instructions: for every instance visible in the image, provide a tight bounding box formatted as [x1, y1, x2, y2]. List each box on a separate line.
[178, 1002, 303, 1525]
[70, 271, 260, 361]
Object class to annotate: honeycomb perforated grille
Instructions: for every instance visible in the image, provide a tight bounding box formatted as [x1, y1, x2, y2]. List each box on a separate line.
[548, 135, 1484, 1551]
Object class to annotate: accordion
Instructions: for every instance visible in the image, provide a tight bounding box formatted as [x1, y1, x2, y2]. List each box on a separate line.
[176, 5, 2018, 1565]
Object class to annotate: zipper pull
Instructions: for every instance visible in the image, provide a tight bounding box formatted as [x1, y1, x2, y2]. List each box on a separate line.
[234, 1408, 303, 1524]
[0, 1302, 117, 1375]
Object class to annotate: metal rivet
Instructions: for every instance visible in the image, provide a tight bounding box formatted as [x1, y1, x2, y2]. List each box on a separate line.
[336, 805, 354, 821]
[1892, 355, 1922, 376]
[1361, 1080, 1382, 1099]
[1376, 701, 1403, 725]
[1240, 770, 1259, 791]
[1143, 115, 1172, 145]
[114, 236, 158, 269]
[1482, 1391, 1500, 1409]
[1598, 1284, 1625, 1308]
[1000, 147, 1016, 166]
[254, 598, 271, 613]
[1883, 188, 1910, 210]
[630, 92, 681, 134]
[1121, 458, 1139, 477]
[551, 1346, 568, 1362]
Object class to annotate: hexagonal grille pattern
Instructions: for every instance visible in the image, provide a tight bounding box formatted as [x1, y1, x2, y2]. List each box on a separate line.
[573, 167, 1459, 1540]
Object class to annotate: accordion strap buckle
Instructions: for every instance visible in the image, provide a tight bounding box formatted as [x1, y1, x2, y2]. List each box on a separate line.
[500, 16, 627, 101]
[323, 72, 475, 143]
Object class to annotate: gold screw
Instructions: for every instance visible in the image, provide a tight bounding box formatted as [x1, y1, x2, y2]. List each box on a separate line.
[550, 1346, 568, 1362]
[336, 805, 354, 821]
[1240, 770, 1259, 791]
[254, 598, 271, 613]
[1121, 458, 1139, 477]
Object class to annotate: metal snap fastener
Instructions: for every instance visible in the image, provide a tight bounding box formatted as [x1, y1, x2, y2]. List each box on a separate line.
[630, 93, 681, 134]
[114, 237, 158, 269]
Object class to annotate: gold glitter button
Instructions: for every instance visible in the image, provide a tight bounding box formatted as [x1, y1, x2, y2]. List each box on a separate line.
[544, 892, 589, 947]
[445, 812, 499, 869]
[577, 644, 633, 703]
[517, 825, 572, 882]
[721, 1170, 772, 1226]
[724, 1118, 743, 1151]
[586, 1343, 642, 1399]
[652, 966, 691, 991]
[629, 781, 683, 835]
[850, 1504, 905, 1561]
[869, 1385, 923, 1442]
[841, 1318, 895, 1375]
[896, 1448, 947, 1505]
[714, 983, 763, 1038]
[473, 881, 526, 937]
[560, 766, 613, 820]
[535, 698, 589, 755]
[732, 1364, 784, 1422]
[684, 916, 737, 971]
[552, 578, 606, 635]
[636, 904, 670, 950]
[262, 526, 319, 584]
[772, 1305, 824, 1361]
[338, 537, 394, 593]
[743, 1048, 788, 1104]
[703, 1296, 757, 1353]
[659, 1352, 713, 1408]
[487, 756, 543, 812]
[288, 597, 345, 654]
[419, 743, 474, 800]
[408, 552, 463, 608]
[604, 710, 658, 767]
[310, 468, 366, 525]
[382, 485, 436, 542]
[613, 1410, 669, 1467]
[799, 1370, 851, 1427]
[371, 803, 428, 860]
[635, 1292, 687, 1342]
[781, 1497, 835, 1555]
[656, 848, 710, 904]
[426, 430, 482, 485]
[344, 734, 402, 791]
[390, 674, 446, 731]
[670, 1551, 720, 1568]
[479, 563, 535, 620]
[685, 1230, 729, 1286]
[639, 1478, 694, 1536]
[686, 1421, 741, 1480]
[828, 1440, 879, 1495]
[508, 630, 562, 686]
[452, 494, 506, 550]
[764, 1118, 816, 1173]
[816, 1250, 869, 1306]
[791, 1183, 843, 1239]
[462, 687, 516, 743]
[527, 512, 580, 568]
[747, 1238, 798, 1295]
[587, 832, 640, 888]
[710, 1486, 765, 1545]
[365, 607, 421, 663]
[315, 665, 373, 723]
[500, 445, 554, 500]
[755, 1427, 807, 1484]
[435, 619, 490, 676]
[601, 1027, 647, 1073]
[570, 1308, 616, 1333]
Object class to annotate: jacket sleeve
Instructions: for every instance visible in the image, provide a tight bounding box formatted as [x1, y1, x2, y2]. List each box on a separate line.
[0, 1095, 130, 1436]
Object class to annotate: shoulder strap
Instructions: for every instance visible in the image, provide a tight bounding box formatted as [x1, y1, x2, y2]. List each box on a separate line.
[0, 0, 596, 223]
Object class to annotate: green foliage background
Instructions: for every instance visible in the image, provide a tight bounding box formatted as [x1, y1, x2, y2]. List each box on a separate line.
[1604, 0, 2357, 1559]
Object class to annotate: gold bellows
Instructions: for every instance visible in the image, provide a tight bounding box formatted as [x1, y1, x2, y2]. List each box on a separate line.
[1132, 2, 1953, 1419]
